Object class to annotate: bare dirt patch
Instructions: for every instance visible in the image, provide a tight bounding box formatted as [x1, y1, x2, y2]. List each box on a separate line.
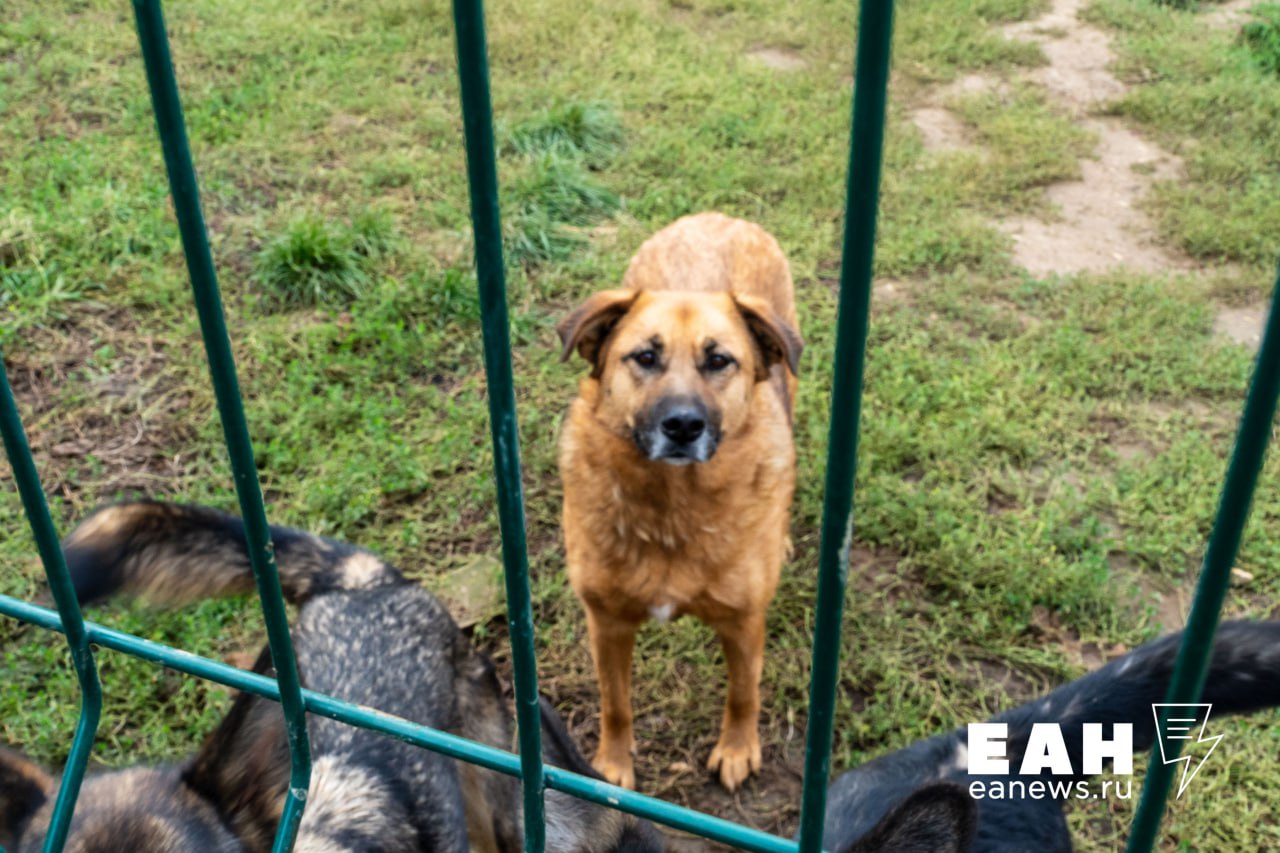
[1214, 304, 1268, 351]
[872, 278, 909, 303]
[903, 0, 1189, 277]
[994, 0, 1188, 275]
[2, 317, 201, 514]
[1003, 0, 1125, 114]
[1001, 120, 1185, 275]
[1204, 0, 1262, 29]
[909, 73, 999, 152]
[911, 106, 972, 152]
[937, 73, 1003, 100]
[1110, 555, 1191, 633]
[745, 47, 807, 71]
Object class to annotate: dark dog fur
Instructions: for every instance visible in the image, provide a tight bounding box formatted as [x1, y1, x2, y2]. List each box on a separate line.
[822, 620, 1280, 853]
[0, 501, 663, 853]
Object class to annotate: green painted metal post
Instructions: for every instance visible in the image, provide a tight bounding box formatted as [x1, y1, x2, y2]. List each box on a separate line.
[0, 362, 103, 853]
[449, 1, 547, 850]
[1124, 266, 1280, 852]
[796, 0, 896, 851]
[129, 2, 311, 849]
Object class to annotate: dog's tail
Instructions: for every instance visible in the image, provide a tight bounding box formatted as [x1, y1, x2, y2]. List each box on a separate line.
[64, 500, 402, 607]
[994, 620, 1280, 777]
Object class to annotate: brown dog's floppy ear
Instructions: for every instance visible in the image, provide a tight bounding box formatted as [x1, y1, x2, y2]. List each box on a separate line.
[557, 289, 639, 377]
[0, 745, 55, 851]
[734, 295, 803, 380]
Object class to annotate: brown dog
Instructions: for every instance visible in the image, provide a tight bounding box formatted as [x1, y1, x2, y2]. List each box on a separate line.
[556, 212, 803, 791]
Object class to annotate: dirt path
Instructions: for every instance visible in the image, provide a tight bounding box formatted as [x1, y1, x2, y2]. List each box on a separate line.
[908, 0, 1271, 350]
[999, 0, 1192, 276]
[913, 0, 1188, 276]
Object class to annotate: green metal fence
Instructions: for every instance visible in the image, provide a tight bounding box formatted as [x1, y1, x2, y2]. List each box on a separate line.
[1, 0, 1277, 851]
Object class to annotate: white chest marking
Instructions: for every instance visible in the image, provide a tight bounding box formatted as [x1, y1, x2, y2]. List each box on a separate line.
[649, 602, 675, 623]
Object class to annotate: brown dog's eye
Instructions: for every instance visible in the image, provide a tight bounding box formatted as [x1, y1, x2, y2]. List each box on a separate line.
[632, 350, 659, 369]
[705, 353, 733, 372]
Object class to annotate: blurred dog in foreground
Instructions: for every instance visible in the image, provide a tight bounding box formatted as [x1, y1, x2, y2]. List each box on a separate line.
[822, 620, 1280, 852]
[0, 500, 664, 853]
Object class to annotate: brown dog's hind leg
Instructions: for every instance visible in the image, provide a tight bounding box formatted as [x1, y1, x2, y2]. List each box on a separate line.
[707, 609, 765, 791]
[585, 608, 641, 790]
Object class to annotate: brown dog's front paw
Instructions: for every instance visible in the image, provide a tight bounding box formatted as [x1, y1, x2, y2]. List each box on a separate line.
[592, 746, 636, 790]
[707, 731, 762, 792]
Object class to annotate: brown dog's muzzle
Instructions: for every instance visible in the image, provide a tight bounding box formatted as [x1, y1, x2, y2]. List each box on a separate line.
[634, 395, 721, 464]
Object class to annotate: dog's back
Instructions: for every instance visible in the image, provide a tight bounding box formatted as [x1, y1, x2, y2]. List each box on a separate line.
[289, 586, 484, 852]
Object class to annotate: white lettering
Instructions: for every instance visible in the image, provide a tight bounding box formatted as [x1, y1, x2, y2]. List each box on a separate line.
[1082, 723, 1133, 774]
[1019, 723, 1074, 776]
[967, 723, 1009, 774]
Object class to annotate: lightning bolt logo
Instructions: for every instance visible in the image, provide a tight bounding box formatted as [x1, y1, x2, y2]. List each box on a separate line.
[1152, 703, 1223, 798]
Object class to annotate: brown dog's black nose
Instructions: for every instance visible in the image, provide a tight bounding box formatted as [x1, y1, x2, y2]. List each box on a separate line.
[660, 410, 706, 444]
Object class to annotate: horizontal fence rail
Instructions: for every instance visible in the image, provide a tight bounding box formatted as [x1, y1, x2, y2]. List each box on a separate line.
[0, 595, 798, 853]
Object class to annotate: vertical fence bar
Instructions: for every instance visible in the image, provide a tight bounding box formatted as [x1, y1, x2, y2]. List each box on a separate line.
[0, 362, 103, 853]
[1124, 266, 1280, 852]
[129, 2, 311, 848]
[449, 1, 546, 850]
[796, 0, 896, 850]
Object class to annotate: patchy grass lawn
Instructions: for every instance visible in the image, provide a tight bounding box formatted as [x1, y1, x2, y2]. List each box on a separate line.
[2, 0, 1278, 849]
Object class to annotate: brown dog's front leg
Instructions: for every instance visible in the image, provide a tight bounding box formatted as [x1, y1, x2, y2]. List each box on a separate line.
[585, 607, 641, 790]
[707, 609, 766, 791]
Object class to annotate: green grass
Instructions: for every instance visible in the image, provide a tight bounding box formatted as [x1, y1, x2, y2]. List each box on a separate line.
[2, 0, 1279, 848]
[504, 100, 626, 165]
[253, 210, 399, 308]
[1242, 4, 1280, 74]
[504, 152, 623, 266]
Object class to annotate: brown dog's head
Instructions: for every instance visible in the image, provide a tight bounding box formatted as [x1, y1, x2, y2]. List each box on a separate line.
[558, 288, 801, 464]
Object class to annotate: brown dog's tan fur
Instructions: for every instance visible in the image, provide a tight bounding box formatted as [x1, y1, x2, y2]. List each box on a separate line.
[557, 212, 802, 791]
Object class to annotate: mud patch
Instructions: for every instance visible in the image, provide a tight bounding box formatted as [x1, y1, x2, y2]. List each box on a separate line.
[912, 106, 972, 152]
[745, 47, 807, 71]
[2, 317, 200, 514]
[1214, 304, 1268, 351]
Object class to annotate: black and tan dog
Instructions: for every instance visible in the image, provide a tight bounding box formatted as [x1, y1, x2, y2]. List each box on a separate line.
[822, 620, 1280, 852]
[0, 501, 664, 853]
[557, 212, 804, 791]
